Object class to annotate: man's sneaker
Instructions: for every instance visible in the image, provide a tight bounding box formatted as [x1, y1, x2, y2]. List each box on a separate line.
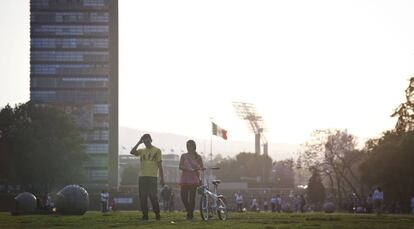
[142, 215, 149, 221]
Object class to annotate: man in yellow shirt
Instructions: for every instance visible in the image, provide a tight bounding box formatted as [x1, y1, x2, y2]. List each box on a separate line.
[130, 134, 164, 220]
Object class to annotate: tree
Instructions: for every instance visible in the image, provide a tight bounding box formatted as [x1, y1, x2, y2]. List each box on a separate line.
[307, 169, 325, 209]
[299, 129, 367, 206]
[360, 130, 414, 212]
[358, 77, 414, 212]
[213, 157, 240, 182]
[391, 77, 414, 133]
[215, 152, 273, 184]
[0, 102, 87, 192]
[272, 159, 295, 188]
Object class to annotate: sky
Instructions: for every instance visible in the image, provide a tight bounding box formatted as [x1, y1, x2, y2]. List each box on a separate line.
[1, 0, 414, 151]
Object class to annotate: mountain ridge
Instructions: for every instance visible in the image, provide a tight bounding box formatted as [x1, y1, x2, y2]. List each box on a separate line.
[120, 126, 299, 160]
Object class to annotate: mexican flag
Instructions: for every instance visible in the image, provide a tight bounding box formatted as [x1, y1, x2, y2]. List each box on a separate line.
[212, 122, 228, 140]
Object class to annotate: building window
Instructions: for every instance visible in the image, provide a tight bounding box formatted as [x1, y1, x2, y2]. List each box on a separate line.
[31, 90, 56, 102]
[31, 51, 109, 62]
[57, 90, 109, 103]
[31, 77, 108, 89]
[80, 130, 109, 141]
[83, 0, 107, 8]
[32, 0, 109, 10]
[93, 120, 109, 129]
[32, 38, 108, 49]
[31, 12, 109, 23]
[32, 90, 108, 104]
[31, 64, 109, 76]
[31, 78, 57, 88]
[32, 25, 109, 36]
[87, 169, 109, 181]
[85, 143, 108, 154]
[93, 104, 109, 114]
[84, 157, 108, 168]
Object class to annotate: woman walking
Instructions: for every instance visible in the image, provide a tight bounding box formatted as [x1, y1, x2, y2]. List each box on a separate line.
[179, 140, 203, 220]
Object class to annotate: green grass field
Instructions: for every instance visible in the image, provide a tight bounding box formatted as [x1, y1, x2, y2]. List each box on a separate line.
[1, 211, 414, 229]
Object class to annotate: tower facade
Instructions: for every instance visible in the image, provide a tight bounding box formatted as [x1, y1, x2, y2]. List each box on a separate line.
[30, 0, 118, 190]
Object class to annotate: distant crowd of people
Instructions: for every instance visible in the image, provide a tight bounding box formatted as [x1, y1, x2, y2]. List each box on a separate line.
[343, 187, 395, 214]
[233, 190, 306, 213]
[97, 184, 414, 216]
[231, 187, 414, 215]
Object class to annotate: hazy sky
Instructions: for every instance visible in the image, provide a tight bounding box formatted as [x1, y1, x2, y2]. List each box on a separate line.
[1, 0, 414, 148]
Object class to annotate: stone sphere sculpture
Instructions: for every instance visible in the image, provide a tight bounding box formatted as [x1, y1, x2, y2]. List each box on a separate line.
[55, 185, 89, 215]
[323, 202, 335, 213]
[14, 192, 37, 212]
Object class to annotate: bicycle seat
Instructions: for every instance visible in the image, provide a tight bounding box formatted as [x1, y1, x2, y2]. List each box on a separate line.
[212, 180, 221, 186]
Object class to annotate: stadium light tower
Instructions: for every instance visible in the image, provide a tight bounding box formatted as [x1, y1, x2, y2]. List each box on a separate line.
[233, 102, 268, 155]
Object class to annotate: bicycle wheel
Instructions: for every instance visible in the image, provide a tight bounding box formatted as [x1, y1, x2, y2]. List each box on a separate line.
[217, 196, 228, 221]
[200, 194, 209, 221]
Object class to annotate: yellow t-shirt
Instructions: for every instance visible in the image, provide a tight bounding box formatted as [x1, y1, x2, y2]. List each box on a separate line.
[134, 146, 162, 177]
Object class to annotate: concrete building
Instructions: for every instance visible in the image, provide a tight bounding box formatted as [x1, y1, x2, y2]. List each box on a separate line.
[30, 0, 118, 190]
[162, 154, 180, 183]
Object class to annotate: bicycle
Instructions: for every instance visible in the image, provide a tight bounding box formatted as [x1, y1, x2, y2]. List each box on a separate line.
[198, 167, 228, 221]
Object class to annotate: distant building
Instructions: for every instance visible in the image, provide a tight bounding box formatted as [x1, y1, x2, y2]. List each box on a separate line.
[118, 154, 139, 182]
[162, 154, 180, 183]
[119, 154, 139, 171]
[30, 0, 119, 190]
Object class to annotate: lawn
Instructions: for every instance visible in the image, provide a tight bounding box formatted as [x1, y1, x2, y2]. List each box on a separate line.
[1, 211, 414, 229]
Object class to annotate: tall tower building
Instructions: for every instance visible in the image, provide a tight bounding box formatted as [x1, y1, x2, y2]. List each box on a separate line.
[30, 0, 118, 190]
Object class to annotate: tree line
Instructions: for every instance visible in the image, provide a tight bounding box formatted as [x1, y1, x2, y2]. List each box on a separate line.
[300, 77, 414, 212]
[0, 102, 87, 193]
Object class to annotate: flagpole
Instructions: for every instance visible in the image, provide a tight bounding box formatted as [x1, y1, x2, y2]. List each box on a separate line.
[210, 117, 213, 164]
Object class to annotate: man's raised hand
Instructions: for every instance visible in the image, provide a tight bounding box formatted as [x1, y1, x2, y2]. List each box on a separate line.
[137, 138, 143, 145]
